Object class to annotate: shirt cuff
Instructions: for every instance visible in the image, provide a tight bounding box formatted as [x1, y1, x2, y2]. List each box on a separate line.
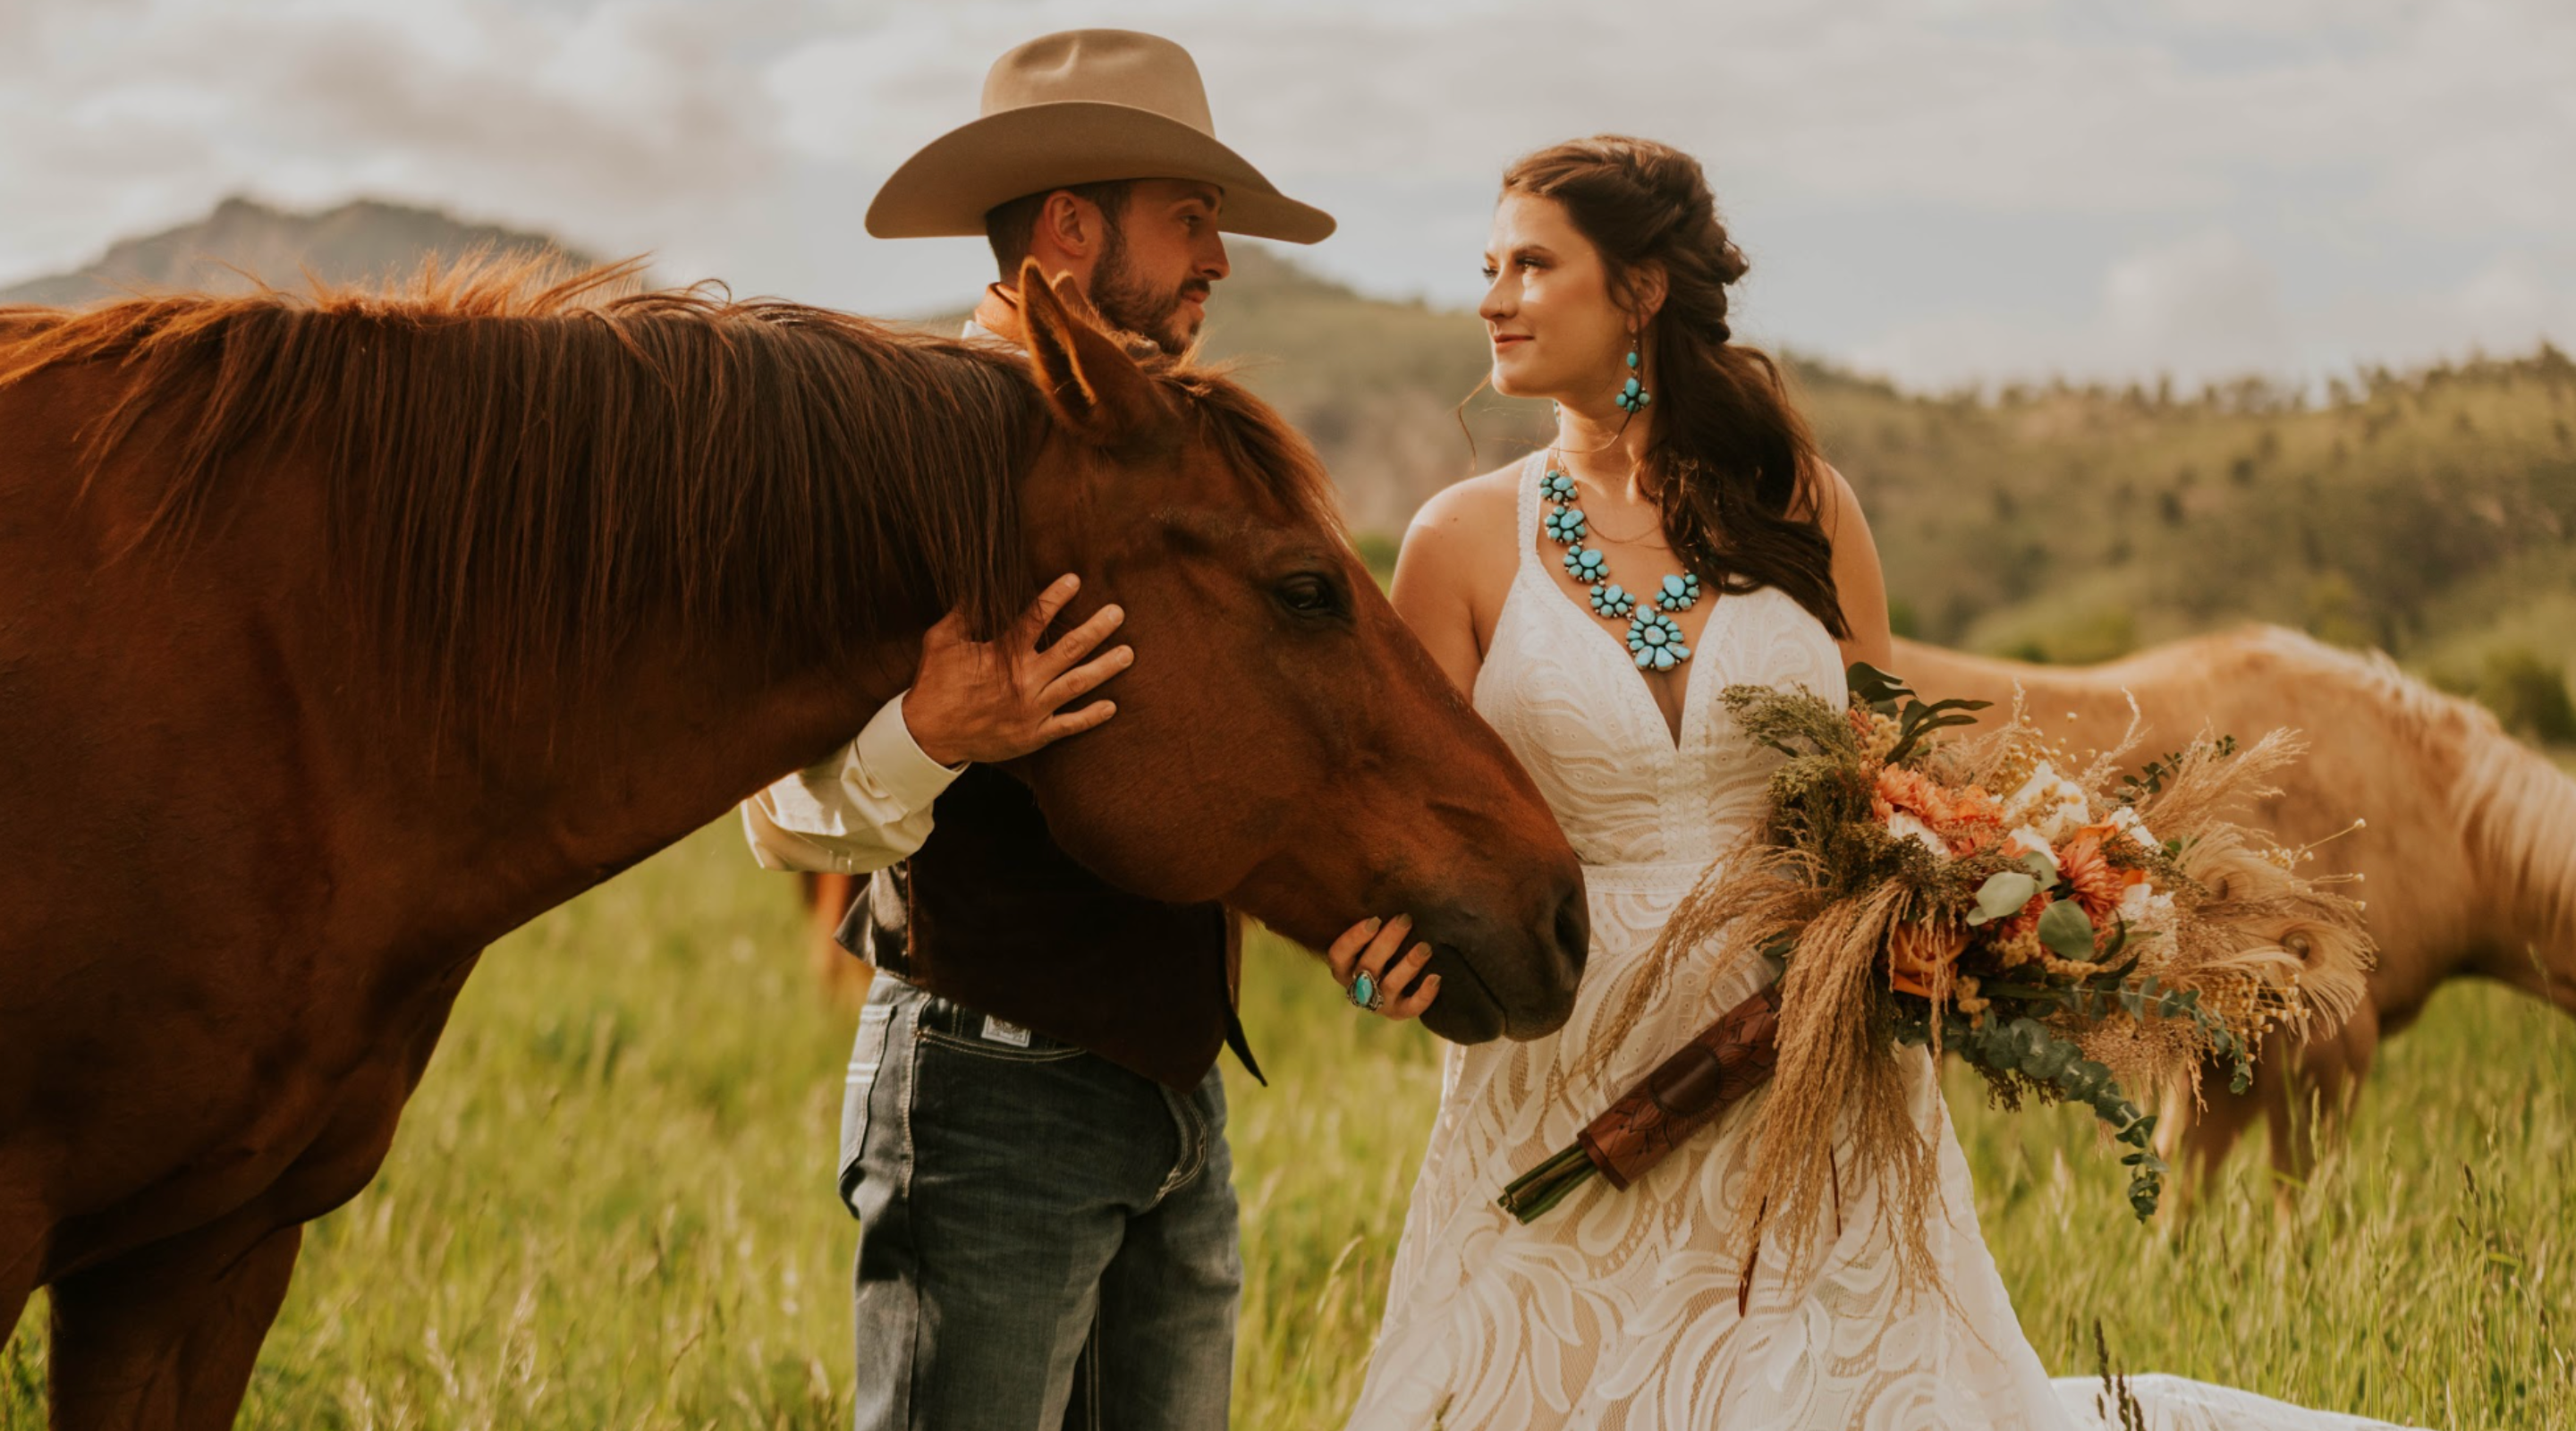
[851, 691, 964, 810]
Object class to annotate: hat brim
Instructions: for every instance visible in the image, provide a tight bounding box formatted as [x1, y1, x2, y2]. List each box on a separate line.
[866, 101, 1336, 245]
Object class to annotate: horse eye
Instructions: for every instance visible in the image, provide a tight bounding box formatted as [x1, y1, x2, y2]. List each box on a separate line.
[1274, 574, 1342, 618]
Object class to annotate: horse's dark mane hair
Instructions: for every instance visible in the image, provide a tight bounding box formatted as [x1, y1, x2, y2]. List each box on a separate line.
[0, 256, 1338, 722]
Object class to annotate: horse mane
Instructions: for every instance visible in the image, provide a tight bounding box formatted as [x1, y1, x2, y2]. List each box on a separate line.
[0, 255, 1338, 726]
[2247, 627, 2576, 953]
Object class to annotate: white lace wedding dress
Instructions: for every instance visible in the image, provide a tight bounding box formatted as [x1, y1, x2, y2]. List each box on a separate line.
[1343, 455, 2409, 1431]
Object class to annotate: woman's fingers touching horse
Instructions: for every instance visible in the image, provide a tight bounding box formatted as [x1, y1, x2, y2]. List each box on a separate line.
[1376, 941, 1441, 1020]
[1327, 915, 1387, 984]
[1326, 913, 1436, 1019]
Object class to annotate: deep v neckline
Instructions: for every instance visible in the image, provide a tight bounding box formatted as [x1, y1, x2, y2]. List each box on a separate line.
[1510, 454, 1710, 753]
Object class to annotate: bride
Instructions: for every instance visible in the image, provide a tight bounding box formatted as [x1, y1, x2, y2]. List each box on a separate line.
[1324, 135, 2411, 1430]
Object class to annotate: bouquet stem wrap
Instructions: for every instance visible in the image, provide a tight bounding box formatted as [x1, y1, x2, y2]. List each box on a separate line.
[1498, 985, 1781, 1222]
[1582, 985, 1782, 1190]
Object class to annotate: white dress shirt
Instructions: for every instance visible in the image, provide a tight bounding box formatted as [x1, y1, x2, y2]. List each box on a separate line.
[739, 691, 962, 875]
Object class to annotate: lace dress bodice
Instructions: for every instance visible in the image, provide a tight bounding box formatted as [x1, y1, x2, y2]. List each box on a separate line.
[1468, 461, 1844, 872]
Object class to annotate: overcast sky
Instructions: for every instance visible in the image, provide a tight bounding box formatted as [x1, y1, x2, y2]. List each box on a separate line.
[5, 0, 2571, 391]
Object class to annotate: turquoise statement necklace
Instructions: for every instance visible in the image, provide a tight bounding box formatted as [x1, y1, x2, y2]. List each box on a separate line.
[1540, 458, 1703, 671]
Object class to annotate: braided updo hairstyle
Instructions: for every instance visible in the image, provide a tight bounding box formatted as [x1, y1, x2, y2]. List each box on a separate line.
[1503, 135, 1848, 639]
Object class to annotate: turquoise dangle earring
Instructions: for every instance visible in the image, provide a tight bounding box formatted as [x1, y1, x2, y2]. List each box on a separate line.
[1614, 334, 1651, 415]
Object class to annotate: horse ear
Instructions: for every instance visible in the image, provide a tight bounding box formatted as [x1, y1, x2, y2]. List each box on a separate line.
[1016, 258, 1174, 448]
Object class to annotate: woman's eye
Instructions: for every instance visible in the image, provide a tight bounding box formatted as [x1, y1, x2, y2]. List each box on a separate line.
[1480, 265, 1499, 280]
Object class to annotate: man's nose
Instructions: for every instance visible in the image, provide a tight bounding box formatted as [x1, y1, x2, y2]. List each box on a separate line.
[1201, 234, 1231, 282]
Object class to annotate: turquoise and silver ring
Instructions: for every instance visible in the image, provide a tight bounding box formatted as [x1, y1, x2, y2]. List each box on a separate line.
[1349, 970, 1385, 1012]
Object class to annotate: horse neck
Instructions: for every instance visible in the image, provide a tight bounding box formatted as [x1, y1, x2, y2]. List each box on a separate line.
[413, 630, 927, 948]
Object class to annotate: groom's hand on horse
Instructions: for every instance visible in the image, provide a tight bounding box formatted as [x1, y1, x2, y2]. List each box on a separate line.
[902, 573, 1131, 767]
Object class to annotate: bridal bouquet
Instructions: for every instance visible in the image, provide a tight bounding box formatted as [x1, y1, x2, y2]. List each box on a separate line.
[1498, 664, 2371, 1290]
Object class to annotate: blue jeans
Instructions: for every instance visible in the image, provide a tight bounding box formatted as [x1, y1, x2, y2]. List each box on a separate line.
[839, 975, 1240, 1431]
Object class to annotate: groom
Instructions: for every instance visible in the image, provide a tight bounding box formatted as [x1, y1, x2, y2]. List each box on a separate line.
[742, 29, 1334, 1431]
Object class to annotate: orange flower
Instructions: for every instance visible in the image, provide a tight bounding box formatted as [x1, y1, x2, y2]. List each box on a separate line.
[1876, 766, 2005, 856]
[1875, 766, 1952, 823]
[1886, 919, 1970, 1000]
[2054, 833, 2141, 921]
[1949, 784, 2003, 826]
[1943, 785, 2006, 855]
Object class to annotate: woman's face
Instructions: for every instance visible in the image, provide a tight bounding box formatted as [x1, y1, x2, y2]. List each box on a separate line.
[1480, 192, 1631, 406]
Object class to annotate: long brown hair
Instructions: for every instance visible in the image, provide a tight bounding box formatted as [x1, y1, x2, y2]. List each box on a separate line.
[1504, 136, 1849, 639]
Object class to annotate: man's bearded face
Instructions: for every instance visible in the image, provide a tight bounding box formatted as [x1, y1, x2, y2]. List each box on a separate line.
[1089, 218, 1210, 355]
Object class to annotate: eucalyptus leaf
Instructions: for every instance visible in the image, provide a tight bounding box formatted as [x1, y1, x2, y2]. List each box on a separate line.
[1967, 871, 2039, 926]
[2013, 850, 2062, 890]
[2037, 900, 2097, 960]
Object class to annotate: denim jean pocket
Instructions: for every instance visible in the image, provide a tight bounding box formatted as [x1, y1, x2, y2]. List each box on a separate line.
[916, 1025, 1089, 1064]
[836, 996, 902, 1216]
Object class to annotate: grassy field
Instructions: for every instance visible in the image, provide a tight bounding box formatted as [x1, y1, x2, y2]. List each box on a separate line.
[5, 822, 2571, 1429]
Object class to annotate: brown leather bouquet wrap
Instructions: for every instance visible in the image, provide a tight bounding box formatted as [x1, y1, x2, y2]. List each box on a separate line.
[1578, 985, 1782, 1190]
[1499, 985, 1781, 1220]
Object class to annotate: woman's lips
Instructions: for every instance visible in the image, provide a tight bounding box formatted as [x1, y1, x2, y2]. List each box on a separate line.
[1491, 334, 1531, 348]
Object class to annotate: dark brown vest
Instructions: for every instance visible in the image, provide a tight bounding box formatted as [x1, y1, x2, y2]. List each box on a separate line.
[835, 765, 1257, 1091]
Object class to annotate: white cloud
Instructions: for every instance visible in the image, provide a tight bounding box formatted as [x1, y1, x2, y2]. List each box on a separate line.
[1850, 230, 2576, 392]
[2, 0, 2571, 387]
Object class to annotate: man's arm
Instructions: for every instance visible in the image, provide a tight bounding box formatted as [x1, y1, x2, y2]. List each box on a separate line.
[739, 574, 1131, 874]
[741, 692, 962, 875]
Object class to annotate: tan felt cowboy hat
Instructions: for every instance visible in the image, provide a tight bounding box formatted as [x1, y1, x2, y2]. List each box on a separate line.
[866, 29, 1335, 245]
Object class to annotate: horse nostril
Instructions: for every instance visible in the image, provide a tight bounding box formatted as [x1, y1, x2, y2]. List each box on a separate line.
[1550, 885, 1590, 981]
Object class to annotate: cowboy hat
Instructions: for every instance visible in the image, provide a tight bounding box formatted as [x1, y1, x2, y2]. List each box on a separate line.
[865, 29, 1335, 245]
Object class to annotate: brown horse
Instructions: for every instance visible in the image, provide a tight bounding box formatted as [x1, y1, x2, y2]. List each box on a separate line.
[1894, 630, 2576, 1190]
[0, 258, 1587, 1429]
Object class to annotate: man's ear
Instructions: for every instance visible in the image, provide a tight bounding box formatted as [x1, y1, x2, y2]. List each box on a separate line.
[1018, 257, 1175, 449]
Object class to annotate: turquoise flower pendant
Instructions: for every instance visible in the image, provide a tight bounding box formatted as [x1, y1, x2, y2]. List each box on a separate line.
[1627, 611, 1691, 671]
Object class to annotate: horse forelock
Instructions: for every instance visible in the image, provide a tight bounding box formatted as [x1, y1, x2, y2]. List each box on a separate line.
[2247, 626, 2576, 956]
[0, 252, 1052, 725]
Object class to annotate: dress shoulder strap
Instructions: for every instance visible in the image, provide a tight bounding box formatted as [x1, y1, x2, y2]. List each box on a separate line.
[1513, 451, 1546, 572]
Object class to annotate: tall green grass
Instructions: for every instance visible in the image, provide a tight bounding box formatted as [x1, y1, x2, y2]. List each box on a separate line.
[6, 824, 2568, 1427]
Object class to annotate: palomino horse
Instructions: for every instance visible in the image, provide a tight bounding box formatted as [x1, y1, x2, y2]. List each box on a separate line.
[1894, 630, 2575, 1190]
[0, 258, 1587, 1429]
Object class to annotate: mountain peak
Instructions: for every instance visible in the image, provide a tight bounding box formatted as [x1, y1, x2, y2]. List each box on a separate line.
[0, 195, 595, 308]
